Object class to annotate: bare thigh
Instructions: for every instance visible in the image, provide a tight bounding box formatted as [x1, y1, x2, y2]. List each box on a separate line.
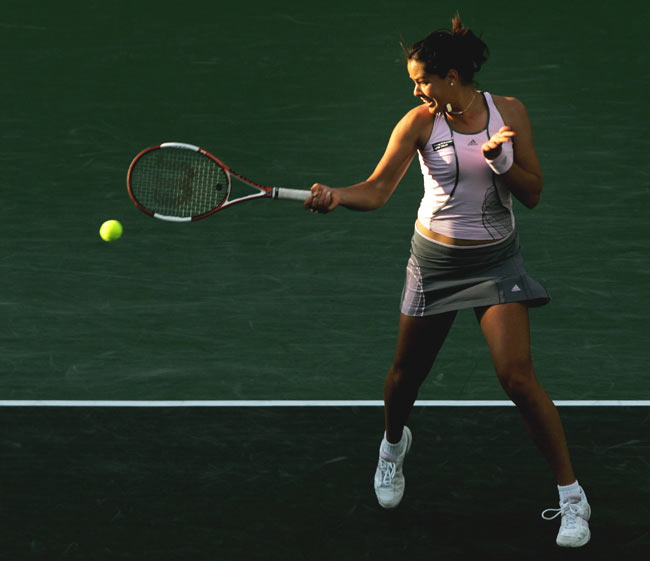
[391, 311, 457, 381]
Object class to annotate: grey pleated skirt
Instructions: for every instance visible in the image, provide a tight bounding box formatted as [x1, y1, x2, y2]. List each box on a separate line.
[400, 229, 550, 317]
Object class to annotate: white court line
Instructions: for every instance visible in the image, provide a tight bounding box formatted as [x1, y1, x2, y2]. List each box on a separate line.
[0, 400, 648, 407]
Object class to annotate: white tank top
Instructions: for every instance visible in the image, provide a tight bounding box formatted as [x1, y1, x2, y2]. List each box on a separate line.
[416, 92, 515, 241]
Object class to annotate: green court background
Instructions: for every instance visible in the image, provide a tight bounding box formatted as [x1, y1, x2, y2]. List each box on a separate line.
[2, 3, 649, 560]
[2, 0, 649, 401]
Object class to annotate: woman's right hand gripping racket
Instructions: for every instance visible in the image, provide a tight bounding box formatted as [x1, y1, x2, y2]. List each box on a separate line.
[126, 142, 310, 222]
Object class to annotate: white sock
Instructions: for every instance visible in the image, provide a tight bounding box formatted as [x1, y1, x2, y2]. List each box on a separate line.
[558, 480, 583, 503]
[380, 431, 406, 461]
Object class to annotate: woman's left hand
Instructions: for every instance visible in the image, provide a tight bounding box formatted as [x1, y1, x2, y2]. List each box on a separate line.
[482, 125, 516, 159]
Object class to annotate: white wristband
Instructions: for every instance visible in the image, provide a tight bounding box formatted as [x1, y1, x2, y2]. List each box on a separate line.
[485, 149, 513, 175]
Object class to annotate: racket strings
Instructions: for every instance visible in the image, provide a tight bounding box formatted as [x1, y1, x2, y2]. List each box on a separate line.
[130, 148, 228, 218]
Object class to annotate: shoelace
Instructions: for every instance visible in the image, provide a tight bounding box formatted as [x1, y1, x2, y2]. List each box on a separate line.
[541, 502, 580, 529]
[378, 458, 397, 486]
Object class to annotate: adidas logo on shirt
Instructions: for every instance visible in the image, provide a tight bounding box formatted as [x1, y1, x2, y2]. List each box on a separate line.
[511, 284, 522, 292]
[468, 139, 478, 146]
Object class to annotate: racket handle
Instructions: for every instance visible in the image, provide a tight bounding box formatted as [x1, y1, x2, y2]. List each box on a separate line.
[273, 187, 311, 202]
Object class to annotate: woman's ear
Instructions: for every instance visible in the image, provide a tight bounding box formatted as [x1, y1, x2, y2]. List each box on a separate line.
[446, 69, 460, 85]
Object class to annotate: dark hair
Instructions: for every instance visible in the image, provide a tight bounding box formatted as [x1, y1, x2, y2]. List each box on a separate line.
[405, 14, 489, 84]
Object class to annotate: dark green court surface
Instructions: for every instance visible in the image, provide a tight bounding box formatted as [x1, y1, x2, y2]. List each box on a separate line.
[1, 407, 648, 560]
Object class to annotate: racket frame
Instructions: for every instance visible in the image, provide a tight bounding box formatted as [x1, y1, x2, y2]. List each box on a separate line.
[126, 142, 308, 222]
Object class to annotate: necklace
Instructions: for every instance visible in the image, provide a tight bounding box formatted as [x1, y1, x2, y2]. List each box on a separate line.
[445, 90, 478, 115]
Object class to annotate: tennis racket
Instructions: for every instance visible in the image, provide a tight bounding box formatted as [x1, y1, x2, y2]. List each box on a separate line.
[126, 142, 310, 222]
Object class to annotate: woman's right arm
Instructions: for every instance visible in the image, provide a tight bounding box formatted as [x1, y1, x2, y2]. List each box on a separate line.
[305, 107, 427, 213]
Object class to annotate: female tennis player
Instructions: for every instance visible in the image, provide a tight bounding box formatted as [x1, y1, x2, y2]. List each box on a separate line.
[305, 15, 591, 548]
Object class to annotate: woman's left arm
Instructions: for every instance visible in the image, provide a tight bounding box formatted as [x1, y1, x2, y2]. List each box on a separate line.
[482, 97, 543, 209]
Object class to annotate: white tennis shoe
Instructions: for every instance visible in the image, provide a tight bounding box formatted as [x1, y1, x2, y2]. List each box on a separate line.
[373, 426, 412, 509]
[542, 490, 591, 547]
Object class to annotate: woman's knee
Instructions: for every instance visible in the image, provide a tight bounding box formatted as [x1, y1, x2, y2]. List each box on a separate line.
[386, 358, 429, 390]
[496, 359, 538, 401]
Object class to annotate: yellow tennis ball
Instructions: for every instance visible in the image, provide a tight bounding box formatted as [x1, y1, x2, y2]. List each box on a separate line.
[99, 220, 123, 242]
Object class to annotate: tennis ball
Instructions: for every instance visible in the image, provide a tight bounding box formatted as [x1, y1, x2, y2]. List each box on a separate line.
[99, 219, 123, 242]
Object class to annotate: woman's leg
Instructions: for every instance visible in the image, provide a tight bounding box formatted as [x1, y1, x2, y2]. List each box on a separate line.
[375, 310, 457, 509]
[384, 311, 457, 443]
[476, 302, 576, 485]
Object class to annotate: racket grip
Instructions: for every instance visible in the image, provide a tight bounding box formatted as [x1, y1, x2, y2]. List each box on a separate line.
[273, 187, 311, 202]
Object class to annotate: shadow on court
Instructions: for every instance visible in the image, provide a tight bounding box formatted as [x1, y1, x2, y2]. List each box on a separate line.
[1, 406, 648, 561]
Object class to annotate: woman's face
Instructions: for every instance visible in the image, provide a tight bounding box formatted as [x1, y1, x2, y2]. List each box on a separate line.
[407, 58, 448, 112]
